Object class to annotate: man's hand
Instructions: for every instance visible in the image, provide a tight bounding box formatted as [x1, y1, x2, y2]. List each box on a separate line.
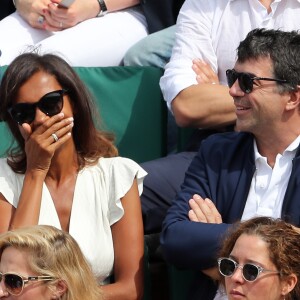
[192, 59, 219, 85]
[188, 194, 222, 223]
[188, 194, 222, 280]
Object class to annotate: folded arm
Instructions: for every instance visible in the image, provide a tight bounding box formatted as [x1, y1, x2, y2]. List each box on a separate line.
[172, 83, 236, 128]
[161, 212, 230, 270]
[188, 194, 223, 280]
[172, 56, 235, 128]
[160, 0, 236, 128]
[160, 148, 232, 271]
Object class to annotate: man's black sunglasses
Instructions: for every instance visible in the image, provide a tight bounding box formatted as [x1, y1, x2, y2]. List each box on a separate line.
[226, 69, 287, 94]
[8, 89, 67, 124]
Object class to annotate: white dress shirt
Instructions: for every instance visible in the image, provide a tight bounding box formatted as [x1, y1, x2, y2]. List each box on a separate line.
[242, 136, 300, 220]
[160, 0, 300, 111]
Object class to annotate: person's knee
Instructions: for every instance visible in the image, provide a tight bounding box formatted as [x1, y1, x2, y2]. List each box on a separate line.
[123, 36, 153, 66]
[123, 43, 142, 66]
[124, 25, 176, 67]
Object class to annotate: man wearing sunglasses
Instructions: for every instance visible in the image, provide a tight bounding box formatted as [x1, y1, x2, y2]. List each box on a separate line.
[139, 0, 300, 237]
[161, 28, 300, 299]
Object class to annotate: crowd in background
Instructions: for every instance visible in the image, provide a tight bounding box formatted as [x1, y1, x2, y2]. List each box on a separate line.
[0, 1, 300, 300]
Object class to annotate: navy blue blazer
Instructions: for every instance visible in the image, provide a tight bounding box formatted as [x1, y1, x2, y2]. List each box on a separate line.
[161, 132, 300, 270]
[161, 131, 300, 298]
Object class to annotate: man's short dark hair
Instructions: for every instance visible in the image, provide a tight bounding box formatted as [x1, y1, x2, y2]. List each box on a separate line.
[237, 28, 300, 92]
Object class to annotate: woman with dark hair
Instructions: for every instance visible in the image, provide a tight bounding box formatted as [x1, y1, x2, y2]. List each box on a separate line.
[218, 217, 300, 300]
[0, 52, 146, 299]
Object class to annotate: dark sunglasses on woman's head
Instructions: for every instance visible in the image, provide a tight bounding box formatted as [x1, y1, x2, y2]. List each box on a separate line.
[226, 69, 287, 94]
[8, 89, 67, 124]
[218, 257, 279, 282]
[0, 272, 54, 296]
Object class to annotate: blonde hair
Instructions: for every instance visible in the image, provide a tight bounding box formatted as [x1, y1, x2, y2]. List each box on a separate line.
[0, 225, 102, 300]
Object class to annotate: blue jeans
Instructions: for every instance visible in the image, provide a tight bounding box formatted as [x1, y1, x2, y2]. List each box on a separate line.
[123, 25, 175, 68]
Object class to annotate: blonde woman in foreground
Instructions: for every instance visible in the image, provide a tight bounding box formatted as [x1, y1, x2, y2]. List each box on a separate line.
[0, 225, 102, 299]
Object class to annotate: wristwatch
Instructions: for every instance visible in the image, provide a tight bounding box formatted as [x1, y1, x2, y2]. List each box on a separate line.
[97, 0, 108, 17]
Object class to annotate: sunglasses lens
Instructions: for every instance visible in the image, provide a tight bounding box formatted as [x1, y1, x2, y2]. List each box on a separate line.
[243, 264, 259, 281]
[239, 73, 253, 94]
[5, 274, 23, 295]
[219, 258, 235, 276]
[8, 90, 65, 124]
[226, 70, 254, 94]
[226, 70, 237, 88]
[9, 103, 36, 124]
[39, 91, 64, 117]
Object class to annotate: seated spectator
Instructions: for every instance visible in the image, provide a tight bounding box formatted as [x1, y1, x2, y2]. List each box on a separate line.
[124, 0, 184, 68]
[0, 0, 148, 66]
[218, 217, 300, 300]
[161, 28, 300, 299]
[0, 224, 102, 299]
[139, 0, 300, 235]
[0, 52, 146, 299]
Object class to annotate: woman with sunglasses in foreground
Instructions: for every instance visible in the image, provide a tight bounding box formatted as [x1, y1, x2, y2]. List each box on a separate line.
[218, 217, 300, 300]
[0, 225, 102, 299]
[0, 52, 146, 299]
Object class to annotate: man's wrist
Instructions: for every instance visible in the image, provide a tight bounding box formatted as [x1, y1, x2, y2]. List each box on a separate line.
[97, 0, 108, 17]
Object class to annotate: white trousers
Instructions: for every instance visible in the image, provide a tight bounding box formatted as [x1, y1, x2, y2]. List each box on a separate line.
[0, 6, 148, 66]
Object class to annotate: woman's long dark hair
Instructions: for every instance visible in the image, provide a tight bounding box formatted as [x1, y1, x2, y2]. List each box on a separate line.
[0, 52, 118, 173]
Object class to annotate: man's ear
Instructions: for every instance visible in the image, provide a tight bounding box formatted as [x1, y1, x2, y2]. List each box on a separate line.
[51, 280, 68, 299]
[286, 85, 300, 111]
[281, 273, 297, 298]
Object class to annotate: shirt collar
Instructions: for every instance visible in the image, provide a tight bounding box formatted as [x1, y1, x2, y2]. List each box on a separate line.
[254, 135, 300, 161]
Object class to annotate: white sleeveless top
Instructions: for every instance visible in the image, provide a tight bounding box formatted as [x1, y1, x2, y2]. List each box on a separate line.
[0, 157, 147, 283]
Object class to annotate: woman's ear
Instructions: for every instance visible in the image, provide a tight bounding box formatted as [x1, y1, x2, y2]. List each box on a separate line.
[281, 273, 297, 297]
[51, 280, 68, 299]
